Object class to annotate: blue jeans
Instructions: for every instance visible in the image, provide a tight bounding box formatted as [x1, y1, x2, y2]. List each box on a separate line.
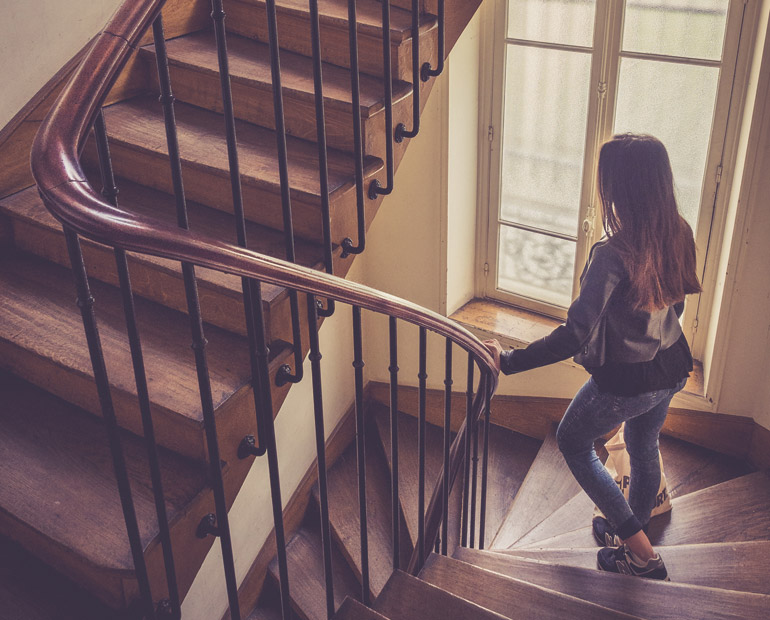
[556, 377, 686, 540]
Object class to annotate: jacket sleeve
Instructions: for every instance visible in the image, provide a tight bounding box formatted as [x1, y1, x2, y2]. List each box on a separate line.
[500, 243, 624, 375]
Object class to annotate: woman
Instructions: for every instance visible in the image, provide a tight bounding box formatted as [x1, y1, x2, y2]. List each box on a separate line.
[484, 134, 701, 580]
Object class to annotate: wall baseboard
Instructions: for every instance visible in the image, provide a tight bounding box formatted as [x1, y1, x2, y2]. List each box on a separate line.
[368, 381, 761, 464]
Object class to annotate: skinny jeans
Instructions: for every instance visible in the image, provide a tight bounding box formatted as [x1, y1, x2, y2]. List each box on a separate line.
[556, 377, 686, 540]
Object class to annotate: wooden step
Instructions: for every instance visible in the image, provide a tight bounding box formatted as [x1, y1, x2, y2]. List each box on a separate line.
[470, 423, 540, 549]
[0, 533, 127, 620]
[454, 547, 770, 620]
[267, 524, 361, 620]
[497, 541, 770, 595]
[334, 598, 390, 620]
[0, 250, 289, 461]
[373, 569, 509, 620]
[418, 554, 639, 620]
[371, 403, 462, 554]
[0, 182, 323, 342]
[0, 370, 213, 609]
[92, 96, 383, 246]
[140, 30, 413, 155]
[491, 426, 581, 550]
[313, 425, 412, 598]
[225, 0, 438, 81]
[512, 433, 754, 548]
[521, 471, 770, 549]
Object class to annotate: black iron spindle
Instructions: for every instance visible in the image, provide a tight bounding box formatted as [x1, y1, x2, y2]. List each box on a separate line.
[388, 317, 401, 570]
[460, 355, 473, 547]
[441, 338, 452, 555]
[369, 0, 395, 198]
[340, 0, 368, 256]
[93, 107, 181, 618]
[63, 225, 157, 620]
[263, 0, 305, 386]
[306, 294, 335, 619]
[417, 327, 427, 566]
[352, 306, 370, 604]
[309, 0, 336, 318]
[395, 0, 421, 142]
[478, 378, 492, 549]
[469, 401, 480, 548]
[420, 0, 444, 81]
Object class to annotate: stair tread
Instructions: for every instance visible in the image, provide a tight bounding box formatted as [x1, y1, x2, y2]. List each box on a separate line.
[472, 423, 541, 548]
[152, 31, 411, 118]
[334, 598, 390, 620]
[0, 370, 207, 573]
[374, 569, 509, 620]
[268, 525, 360, 620]
[371, 403, 462, 553]
[418, 554, 638, 620]
[454, 547, 770, 620]
[313, 426, 412, 597]
[497, 541, 770, 595]
[0, 534, 124, 620]
[0, 182, 324, 307]
[521, 471, 770, 549]
[513, 433, 754, 548]
[101, 96, 382, 204]
[0, 251, 252, 452]
[245, 0, 434, 42]
[491, 426, 581, 549]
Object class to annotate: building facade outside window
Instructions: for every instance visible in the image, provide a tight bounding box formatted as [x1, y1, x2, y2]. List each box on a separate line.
[480, 0, 753, 364]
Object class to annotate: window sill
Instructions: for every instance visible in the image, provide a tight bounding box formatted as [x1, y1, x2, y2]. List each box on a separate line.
[450, 298, 705, 398]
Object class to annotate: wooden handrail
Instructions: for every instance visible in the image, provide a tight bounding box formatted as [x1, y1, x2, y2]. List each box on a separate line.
[31, 0, 498, 579]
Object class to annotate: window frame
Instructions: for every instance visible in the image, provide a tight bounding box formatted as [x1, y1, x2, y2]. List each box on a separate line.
[477, 0, 754, 358]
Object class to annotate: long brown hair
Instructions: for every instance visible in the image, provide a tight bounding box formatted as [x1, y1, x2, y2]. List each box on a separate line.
[598, 134, 701, 311]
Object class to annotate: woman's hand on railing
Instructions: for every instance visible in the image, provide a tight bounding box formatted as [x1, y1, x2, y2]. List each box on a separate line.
[482, 339, 502, 372]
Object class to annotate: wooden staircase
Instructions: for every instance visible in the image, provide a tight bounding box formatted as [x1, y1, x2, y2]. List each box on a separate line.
[2, 0, 769, 618]
[249, 404, 769, 620]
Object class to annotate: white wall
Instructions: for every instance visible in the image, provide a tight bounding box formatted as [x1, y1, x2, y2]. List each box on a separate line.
[1, 0, 123, 130]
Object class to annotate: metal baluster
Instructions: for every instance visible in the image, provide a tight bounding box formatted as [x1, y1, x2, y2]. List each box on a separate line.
[417, 327, 427, 566]
[420, 0, 444, 81]
[388, 317, 401, 570]
[93, 109, 181, 618]
[395, 0, 421, 142]
[341, 0, 369, 255]
[263, 0, 305, 386]
[469, 379, 481, 548]
[460, 355, 473, 547]
[63, 224, 157, 620]
[309, 0, 336, 318]
[352, 306, 370, 604]
[306, 294, 335, 619]
[478, 378, 492, 549]
[441, 338, 452, 555]
[369, 0, 395, 198]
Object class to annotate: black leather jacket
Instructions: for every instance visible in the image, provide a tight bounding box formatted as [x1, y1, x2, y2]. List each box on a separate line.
[500, 240, 685, 375]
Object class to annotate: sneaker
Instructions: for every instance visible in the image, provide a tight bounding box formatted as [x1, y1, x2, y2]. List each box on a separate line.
[597, 544, 670, 581]
[592, 516, 649, 547]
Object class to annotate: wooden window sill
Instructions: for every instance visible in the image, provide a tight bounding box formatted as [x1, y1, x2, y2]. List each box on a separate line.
[450, 298, 704, 398]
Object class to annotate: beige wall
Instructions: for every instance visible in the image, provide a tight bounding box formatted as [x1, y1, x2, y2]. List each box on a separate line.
[1, 0, 123, 130]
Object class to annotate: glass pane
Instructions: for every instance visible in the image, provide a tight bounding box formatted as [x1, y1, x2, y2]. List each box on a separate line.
[614, 58, 720, 230]
[622, 0, 729, 60]
[498, 226, 576, 308]
[500, 45, 591, 236]
[508, 0, 597, 47]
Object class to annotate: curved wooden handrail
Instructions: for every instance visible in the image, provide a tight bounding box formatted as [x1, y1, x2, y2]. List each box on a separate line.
[31, 0, 498, 578]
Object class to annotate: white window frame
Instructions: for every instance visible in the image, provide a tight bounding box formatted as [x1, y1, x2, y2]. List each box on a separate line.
[476, 0, 756, 363]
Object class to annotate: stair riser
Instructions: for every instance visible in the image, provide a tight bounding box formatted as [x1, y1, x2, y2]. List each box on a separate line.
[225, 0, 438, 82]
[143, 52, 414, 156]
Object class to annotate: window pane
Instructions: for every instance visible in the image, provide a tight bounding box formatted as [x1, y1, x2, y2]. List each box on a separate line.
[614, 58, 720, 230]
[498, 226, 576, 308]
[508, 0, 597, 47]
[500, 45, 591, 236]
[622, 0, 729, 60]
